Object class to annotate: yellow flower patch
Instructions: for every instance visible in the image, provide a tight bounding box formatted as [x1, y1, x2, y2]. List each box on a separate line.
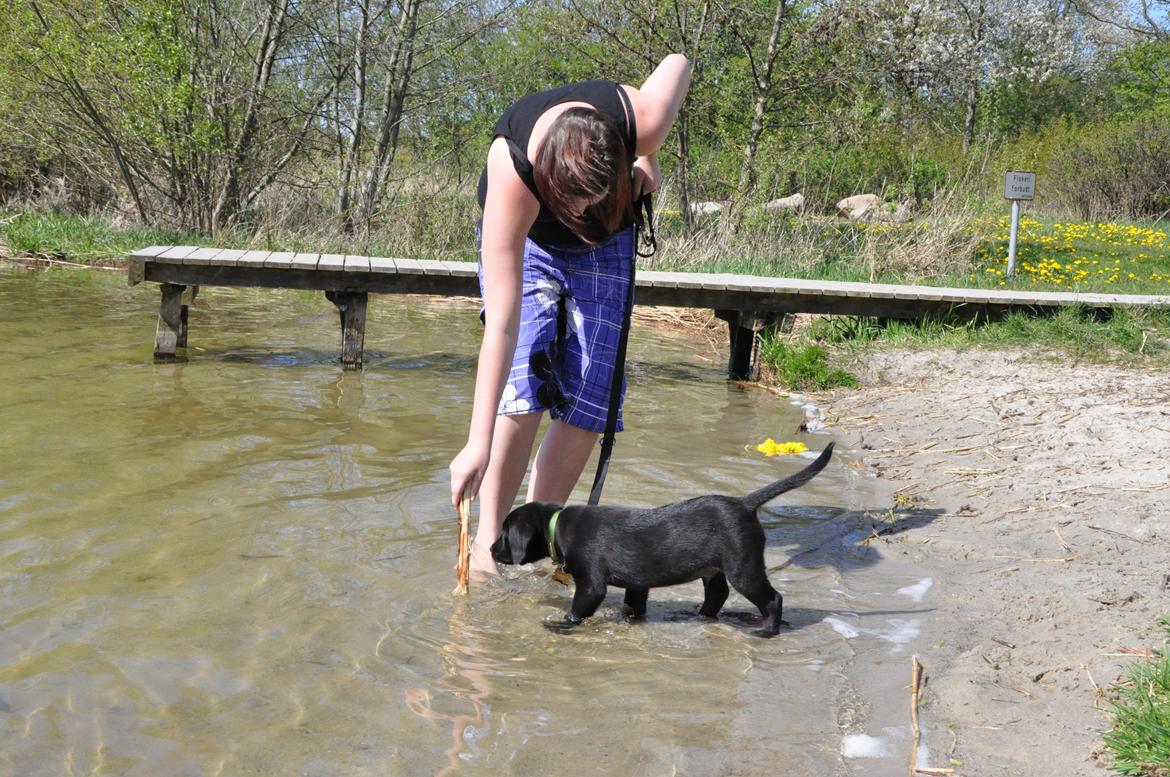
[755, 439, 809, 457]
[976, 217, 1170, 290]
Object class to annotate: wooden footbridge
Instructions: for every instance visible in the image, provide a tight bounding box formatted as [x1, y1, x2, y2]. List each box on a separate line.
[128, 245, 1170, 379]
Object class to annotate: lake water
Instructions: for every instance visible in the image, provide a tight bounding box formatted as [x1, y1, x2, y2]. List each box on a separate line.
[0, 266, 943, 776]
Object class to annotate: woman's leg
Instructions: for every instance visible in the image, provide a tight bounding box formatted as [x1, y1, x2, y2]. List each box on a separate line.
[470, 411, 543, 575]
[528, 228, 633, 504]
[527, 419, 599, 503]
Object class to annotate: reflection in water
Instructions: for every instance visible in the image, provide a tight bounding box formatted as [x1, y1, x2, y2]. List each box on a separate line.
[403, 603, 492, 777]
[0, 268, 938, 776]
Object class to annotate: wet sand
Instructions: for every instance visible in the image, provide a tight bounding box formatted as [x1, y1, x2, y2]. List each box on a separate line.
[812, 348, 1170, 777]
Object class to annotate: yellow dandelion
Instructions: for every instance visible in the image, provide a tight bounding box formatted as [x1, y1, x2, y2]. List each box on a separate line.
[754, 439, 809, 457]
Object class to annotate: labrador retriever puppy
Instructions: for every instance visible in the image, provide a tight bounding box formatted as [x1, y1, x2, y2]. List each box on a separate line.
[491, 443, 833, 636]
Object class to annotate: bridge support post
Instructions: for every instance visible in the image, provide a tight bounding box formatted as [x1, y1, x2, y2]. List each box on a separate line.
[714, 310, 792, 381]
[326, 290, 368, 369]
[154, 283, 187, 361]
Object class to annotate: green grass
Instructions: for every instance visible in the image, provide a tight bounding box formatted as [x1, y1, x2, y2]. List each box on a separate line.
[0, 209, 480, 266]
[754, 306, 1170, 389]
[1103, 616, 1170, 777]
[806, 306, 1170, 365]
[0, 210, 205, 265]
[757, 338, 858, 390]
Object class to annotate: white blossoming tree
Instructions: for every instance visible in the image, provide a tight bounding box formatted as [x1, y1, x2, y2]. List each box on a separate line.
[868, 0, 1084, 151]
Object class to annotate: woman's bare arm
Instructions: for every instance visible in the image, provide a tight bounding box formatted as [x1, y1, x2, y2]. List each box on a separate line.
[623, 54, 692, 157]
[449, 137, 539, 505]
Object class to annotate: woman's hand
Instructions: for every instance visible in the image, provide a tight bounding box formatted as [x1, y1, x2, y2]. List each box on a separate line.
[632, 154, 661, 200]
[449, 441, 489, 509]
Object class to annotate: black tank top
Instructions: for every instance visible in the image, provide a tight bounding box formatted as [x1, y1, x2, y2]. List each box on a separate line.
[477, 80, 637, 246]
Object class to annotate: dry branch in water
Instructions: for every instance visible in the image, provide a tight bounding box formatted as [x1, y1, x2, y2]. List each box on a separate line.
[453, 494, 471, 595]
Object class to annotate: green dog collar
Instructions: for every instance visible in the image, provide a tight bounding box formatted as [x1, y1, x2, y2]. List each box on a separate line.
[548, 509, 563, 565]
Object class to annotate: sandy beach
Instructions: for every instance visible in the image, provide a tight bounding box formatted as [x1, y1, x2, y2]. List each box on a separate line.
[812, 347, 1170, 776]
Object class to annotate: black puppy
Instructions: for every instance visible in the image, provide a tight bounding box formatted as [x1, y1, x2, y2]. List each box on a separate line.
[491, 443, 834, 636]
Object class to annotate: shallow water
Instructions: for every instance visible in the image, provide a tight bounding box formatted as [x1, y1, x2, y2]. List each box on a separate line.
[0, 267, 943, 776]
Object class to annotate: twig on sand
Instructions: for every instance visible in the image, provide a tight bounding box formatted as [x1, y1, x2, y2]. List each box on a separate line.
[1104, 648, 1156, 658]
[908, 657, 954, 776]
[1052, 526, 1072, 553]
[1083, 663, 1104, 710]
[989, 554, 1075, 563]
[734, 380, 789, 397]
[1087, 525, 1143, 543]
[910, 655, 923, 777]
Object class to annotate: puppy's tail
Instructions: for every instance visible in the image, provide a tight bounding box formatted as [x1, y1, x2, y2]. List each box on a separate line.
[741, 442, 834, 512]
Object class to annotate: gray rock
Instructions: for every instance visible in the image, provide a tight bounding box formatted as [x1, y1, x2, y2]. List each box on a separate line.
[836, 193, 880, 220]
[763, 193, 805, 213]
[689, 201, 724, 216]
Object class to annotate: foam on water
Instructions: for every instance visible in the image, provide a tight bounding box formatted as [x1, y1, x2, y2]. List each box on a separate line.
[825, 616, 922, 653]
[896, 578, 933, 603]
[840, 734, 891, 758]
[825, 617, 860, 639]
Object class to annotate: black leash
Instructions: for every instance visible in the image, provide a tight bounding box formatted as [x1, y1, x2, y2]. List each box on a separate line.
[587, 193, 655, 506]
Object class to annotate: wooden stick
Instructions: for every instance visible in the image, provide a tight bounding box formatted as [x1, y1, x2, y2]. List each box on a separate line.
[910, 655, 923, 777]
[452, 493, 471, 595]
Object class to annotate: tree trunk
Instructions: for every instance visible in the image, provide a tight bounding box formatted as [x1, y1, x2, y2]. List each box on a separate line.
[673, 0, 711, 237]
[356, 0, 423, 232]
[212, 0, 290, 232]
[336, 0, 370, 233]
[962, 78, 977, 155]
[731, 0, 788, 231]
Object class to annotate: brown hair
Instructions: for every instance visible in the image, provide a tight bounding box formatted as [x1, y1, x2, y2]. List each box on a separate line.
[533, 106, 632, 244]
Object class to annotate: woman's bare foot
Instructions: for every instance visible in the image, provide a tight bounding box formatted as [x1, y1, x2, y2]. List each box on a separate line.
[468, 539, 498, 579]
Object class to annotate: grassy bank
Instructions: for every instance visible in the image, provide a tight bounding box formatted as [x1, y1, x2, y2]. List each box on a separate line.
[5, 206, 1169, 379]
[759, 305, 1170, 390]
[4, 204, 1169, 293]
[1103, 617, 1170, 777]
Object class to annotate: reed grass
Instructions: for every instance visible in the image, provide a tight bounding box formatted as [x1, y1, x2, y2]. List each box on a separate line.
[1102, 616, 1170, 777]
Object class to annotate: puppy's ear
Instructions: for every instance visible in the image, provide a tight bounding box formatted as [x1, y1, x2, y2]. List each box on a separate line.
[504, 502, 559, 565]
[506, 520, 531, 566]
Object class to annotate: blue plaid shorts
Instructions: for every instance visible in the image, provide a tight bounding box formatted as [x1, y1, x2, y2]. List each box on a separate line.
[477, 226, 635, 433]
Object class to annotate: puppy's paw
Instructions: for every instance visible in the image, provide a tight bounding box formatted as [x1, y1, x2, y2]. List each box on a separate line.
[542, 620, 574, 634]
[751, 628, 779, 639]
[542, 613, 582, 634]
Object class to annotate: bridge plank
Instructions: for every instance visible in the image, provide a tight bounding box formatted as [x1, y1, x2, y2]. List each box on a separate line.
[318, 253, 346, 271]
[344, 255, 370, 272]
[129, 245, 174, 260]
[412, 258, 450, 275]
[264, 251, 298, 269]
[237, 251, 271, 268]
[183, 247, 225, 265]
[289, 252, 321, 270]
[157, 246, 199, 263]
[638, 271, 681, 289]
[439, 260, 476, 277]
[368, 256, 398, 273]
[213, 249, 247, 265]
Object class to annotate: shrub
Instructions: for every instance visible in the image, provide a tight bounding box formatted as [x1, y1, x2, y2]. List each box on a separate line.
[1049, 114, 1170, 221]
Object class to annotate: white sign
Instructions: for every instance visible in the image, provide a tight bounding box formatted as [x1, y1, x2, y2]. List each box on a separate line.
[1004, 171, 1036, 201]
